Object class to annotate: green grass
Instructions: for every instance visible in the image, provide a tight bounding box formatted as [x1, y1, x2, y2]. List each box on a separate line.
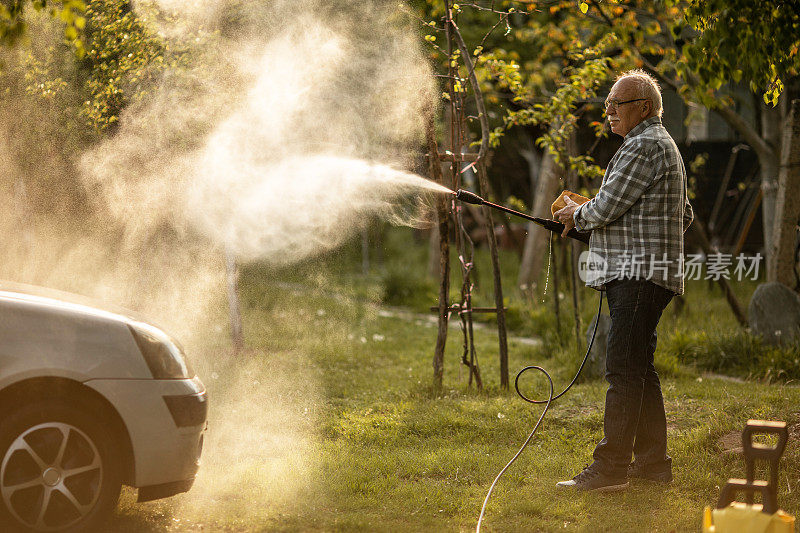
[108, 229, 800, 532]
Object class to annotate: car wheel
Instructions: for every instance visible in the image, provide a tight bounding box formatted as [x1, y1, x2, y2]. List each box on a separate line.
[0, 400, 122, 532]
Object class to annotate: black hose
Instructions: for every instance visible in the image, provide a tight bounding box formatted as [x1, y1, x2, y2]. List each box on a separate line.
[454, 190, 604, 531]
[476, 291, 604, 533]
[516, 292, 604, 404]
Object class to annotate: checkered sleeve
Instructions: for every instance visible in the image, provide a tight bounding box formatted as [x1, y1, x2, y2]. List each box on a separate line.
[683, 193, 694, 233]
[573, 139, 656, 231]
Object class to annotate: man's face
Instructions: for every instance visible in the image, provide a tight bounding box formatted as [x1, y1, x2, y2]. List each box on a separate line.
[605, 78, 650, 137]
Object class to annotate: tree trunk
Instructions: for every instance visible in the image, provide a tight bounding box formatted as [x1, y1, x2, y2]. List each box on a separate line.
[426, 112, 451, 389]
[759, 100, 784, 273]
[361, 229, 369, 275]
[475, 162, 510, 388]
[690, 220, 748, 327]
[769, 99, 800, 290]
[448, 12, 508, 388]
[519, 138, 541, 200]
[225, 248, 244, 353]
[428, 106, 457, 279]
[518, 150, 563, 288]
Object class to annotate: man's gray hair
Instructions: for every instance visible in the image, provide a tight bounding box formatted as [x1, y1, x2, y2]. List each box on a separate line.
[617, 69, 663, 117]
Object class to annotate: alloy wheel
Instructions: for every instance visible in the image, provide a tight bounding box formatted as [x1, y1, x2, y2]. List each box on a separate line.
[1, 422, 103, 531]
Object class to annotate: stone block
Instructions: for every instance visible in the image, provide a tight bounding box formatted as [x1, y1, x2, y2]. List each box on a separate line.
[748, 281, 800, 346]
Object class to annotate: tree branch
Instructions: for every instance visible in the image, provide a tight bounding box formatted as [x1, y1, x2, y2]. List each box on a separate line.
[588, 0, 614, 27]
[478, 12, 509, 51]
[713, 103, 776, 163]
[450, 20, 490, 160]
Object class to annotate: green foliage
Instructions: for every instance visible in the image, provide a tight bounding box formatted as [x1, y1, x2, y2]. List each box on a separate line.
[664, 328, 800, 381]
[503, 195, 527, 213]
[79, 0, 172, 131]
[0, 0, 86, 54]
[688, 152, 708, 174]
[577, 0, 799, 109]
[415, 0, 799, 191]
[683, 0, 800, 106]
[18, 0, 188, 133]
[1, 0, 204, 225]
[500, 34, 616, 180]
[414, 1, 616, 185]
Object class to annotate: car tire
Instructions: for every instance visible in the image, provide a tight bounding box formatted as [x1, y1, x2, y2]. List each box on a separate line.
[0, 399, 123, 532]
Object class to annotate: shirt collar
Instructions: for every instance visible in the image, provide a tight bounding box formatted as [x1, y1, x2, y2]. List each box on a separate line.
[625, 116, 661, 138]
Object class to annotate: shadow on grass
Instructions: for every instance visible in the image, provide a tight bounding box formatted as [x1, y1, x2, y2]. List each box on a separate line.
[100, 489, 178, 532]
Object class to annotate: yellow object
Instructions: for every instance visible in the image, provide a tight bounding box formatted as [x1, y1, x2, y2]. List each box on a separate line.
[550, 190, 590, 217]
[703, 504, 795, 533]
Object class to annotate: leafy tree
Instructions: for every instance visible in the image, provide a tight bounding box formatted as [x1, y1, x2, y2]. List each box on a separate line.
[0, 0, 86, 53]
[579, 0, 799, 273]
[1, 0, 179, 218]
[79, 0, 174, 131]
[23, 0, 182, 132]
[682, 0, 799, 107]
[413, 1, 624, 289]
[415, 0, 800, 275]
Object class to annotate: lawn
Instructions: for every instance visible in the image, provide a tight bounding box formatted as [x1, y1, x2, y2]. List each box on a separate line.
[109, 230, 800, 532]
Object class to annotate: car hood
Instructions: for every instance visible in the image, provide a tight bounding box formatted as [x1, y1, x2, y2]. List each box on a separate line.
[0, 280, 160, 330]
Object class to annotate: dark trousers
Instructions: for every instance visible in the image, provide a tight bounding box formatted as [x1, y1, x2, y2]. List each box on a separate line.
[591, 278, 674, 478]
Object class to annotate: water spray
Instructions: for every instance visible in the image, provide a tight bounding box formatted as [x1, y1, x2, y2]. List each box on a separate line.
[453, 189, 602, 532]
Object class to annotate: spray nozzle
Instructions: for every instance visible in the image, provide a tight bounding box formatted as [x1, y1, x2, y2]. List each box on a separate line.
[455, 189, 484, 205]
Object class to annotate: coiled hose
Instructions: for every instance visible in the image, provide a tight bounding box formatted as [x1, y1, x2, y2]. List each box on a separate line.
[476, 291, 604, 533]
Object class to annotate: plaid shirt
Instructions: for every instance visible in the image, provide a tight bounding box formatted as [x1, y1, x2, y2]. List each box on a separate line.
[573, 116, 694, 295]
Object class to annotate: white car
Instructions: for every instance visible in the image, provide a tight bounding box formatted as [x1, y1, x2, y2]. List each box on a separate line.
[0, 283, 207, 532]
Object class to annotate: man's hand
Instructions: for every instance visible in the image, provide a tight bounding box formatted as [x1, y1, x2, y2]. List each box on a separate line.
[554, 195, 579, 238]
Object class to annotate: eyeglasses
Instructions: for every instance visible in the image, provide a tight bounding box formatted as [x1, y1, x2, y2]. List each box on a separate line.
[604, 98, 648, 111]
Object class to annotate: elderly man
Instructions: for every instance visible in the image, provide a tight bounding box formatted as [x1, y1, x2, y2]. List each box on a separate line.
[553, 69, 693, 491]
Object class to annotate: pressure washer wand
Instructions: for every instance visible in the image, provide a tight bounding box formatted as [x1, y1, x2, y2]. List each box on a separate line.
[455, 189, 590, 245]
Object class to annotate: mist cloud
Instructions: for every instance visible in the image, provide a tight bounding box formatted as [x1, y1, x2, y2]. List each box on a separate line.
[1, 2, 440, 524]
[81, 0, 441, 265]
